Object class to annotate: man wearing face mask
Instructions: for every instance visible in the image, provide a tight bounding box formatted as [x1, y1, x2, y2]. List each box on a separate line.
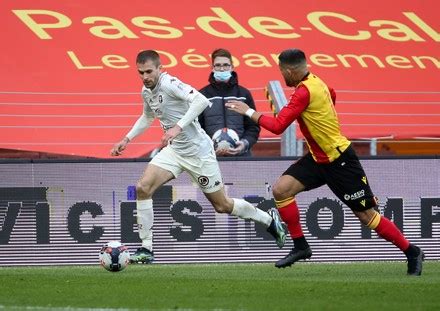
[199, 48, 260, 157]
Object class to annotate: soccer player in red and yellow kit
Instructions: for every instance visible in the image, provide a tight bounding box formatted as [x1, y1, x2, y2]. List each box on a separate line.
[226, 48, 424, 276]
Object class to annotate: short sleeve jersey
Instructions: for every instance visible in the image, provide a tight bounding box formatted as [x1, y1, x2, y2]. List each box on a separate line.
[142, 72, 212, 157]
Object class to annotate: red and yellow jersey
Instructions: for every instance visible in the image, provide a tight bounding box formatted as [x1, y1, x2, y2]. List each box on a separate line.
[259, 73, 350, 163]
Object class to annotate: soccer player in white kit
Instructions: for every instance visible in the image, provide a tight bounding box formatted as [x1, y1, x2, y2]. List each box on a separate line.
[111, 50, 286, 263]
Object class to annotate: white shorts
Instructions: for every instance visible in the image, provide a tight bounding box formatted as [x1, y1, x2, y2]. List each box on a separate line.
[150, 145, 223, 193]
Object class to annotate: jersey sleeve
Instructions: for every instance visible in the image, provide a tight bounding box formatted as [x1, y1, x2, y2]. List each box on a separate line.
[259, 85, 310, 135]
[176, 92, 211, 129]
[162, 75, 211, 129]
[164, 76, 196, 102]
[126, 99, 155, 141]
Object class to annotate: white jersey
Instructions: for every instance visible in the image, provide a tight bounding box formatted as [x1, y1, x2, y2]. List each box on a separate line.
[141, 72, 213, 157]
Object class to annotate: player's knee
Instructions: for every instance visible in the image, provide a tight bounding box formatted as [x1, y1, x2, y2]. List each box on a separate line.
[210, 198, 233, 214]
[353, 197, 379, 226]
[213, 204, 229, 214]
[354, 210, 372, 225]
[355, 208, 380, 227]
[272, 182, 290, 200]
[136, 182, 154, 199]
[272, 176, 301, 200]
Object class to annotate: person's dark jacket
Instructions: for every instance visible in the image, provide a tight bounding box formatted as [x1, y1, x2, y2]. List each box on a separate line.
[199, 71, 260, 156]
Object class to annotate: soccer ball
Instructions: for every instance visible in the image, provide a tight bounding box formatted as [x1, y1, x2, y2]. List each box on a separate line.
[99, 241, 130, 272]
[212, 128, 239, 151]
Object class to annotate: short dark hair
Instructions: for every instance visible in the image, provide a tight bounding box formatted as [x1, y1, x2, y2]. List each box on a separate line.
[278, 49, 306, 66]
[211, 48, 232, 64]
[136, 50, 161, 67]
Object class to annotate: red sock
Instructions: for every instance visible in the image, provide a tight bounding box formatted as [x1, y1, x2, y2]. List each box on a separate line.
[277, 199, 304, 239]
[375, 216, 410, 251]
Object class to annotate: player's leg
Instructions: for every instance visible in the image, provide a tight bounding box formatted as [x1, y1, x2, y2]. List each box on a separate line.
[203, 188, 286, 248]
[328, 145, 424, 275]
[131, 147, 180, 263]
[273, 154, 324, 268]
[186, 151, 286, 248]
[354, 207, 424, 276]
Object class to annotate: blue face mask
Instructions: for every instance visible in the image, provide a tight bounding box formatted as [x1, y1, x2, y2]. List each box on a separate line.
[213, 70, 232, 82]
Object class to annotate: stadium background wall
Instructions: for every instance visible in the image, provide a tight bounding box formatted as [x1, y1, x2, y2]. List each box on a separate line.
[0, 157, 439, 266]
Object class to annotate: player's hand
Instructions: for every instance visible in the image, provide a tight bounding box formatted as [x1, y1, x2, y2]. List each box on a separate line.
[161, 125, 182, 147]
[226, 100, 249, 115]
[110, 137, 129, 156]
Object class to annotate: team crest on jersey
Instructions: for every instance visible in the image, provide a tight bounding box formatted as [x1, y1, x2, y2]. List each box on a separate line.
[158, 94, 163, 103]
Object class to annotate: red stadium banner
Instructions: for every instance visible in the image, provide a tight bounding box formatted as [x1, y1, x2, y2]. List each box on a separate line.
[1, 0, 439, 157]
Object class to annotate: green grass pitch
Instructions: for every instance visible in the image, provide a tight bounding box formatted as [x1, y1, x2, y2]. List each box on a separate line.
[1, 261, 439, 310]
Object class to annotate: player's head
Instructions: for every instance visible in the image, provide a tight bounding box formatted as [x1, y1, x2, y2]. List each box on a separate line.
[211, 48, 233, 82]
[278, 49, 309, 87]
[136, 50, 162, 89]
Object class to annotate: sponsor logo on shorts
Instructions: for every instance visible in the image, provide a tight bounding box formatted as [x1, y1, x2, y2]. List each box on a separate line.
[344, 190, 365, 201]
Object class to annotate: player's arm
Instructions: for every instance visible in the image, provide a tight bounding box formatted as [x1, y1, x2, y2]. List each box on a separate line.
[126, 111, 154, 140]
[226, 86, 310, 135]
[162, 90, 211, 146]
[110, 110, 154, 156]
[177, 91, 211, 129]
[329, 86, 336, 105]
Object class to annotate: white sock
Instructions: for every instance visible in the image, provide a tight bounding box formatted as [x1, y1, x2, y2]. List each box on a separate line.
[137, 199, 154, 251]
[230, 198, 272, 227]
